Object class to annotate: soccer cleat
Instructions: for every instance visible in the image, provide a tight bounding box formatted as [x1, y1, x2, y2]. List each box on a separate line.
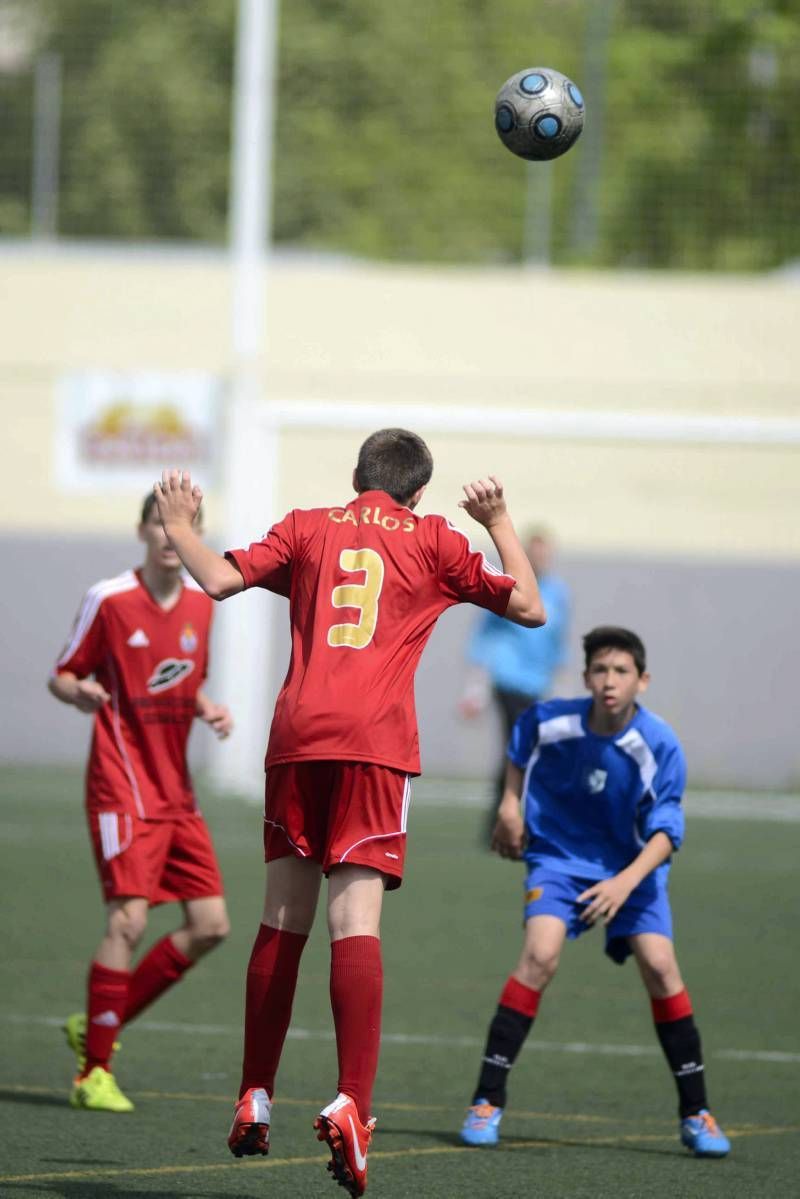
[314, 1092, 376, 1197]
[63, 1011, 121, 1073]
[680, 1109, 731, 1157]
[69, 1066, 134, 1112]
[228, 1087, 271, 1157]
[460, 1098, 504, 1146]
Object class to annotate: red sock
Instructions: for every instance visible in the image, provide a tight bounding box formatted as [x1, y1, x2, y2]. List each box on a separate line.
[84, 961, 130, 1075]
[124, 935, 194, 1024]
[239, 923, 308, 1099]
[330, 936, 382, 1123]
[499, 976, 542, 1018]
[651, 988, 693, 1024]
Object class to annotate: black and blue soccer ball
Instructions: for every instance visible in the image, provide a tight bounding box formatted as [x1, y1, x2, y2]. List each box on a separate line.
[494, 67, 585, 161]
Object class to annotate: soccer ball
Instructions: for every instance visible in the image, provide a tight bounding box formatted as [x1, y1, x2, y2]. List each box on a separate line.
[494, 67, 585, 161]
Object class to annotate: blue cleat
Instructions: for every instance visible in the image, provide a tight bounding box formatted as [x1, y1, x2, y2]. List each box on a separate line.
[680, 1110, 731, 1157]
[460, 1099, 503, 1147]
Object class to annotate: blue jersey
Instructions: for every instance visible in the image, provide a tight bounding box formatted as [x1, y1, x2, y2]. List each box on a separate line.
[509, 697, 686, 882]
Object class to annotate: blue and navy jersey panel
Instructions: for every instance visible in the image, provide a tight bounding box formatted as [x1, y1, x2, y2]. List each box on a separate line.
[508, 697, 686, 880]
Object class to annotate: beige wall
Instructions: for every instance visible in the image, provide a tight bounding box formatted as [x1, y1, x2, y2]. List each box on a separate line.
[2, 244, 798, 558]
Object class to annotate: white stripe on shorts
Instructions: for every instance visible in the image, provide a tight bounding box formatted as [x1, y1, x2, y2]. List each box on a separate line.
[401, 775, 412, 832]
[339, 774, 412, 863]
[99, 812, 120, 861]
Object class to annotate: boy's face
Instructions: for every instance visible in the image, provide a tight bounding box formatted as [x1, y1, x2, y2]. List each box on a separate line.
[583, 647, 649, 719]
[138, 506, 203, 570]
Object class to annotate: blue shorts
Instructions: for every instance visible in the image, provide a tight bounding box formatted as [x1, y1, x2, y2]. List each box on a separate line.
[523, 863, 673, 964]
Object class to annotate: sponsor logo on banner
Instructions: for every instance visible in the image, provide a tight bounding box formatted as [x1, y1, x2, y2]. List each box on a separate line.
[55, 370, 220, 492]
[146, 658, 195, 693]
[179, 623, 198, 653]
[80, 402, 206, 464]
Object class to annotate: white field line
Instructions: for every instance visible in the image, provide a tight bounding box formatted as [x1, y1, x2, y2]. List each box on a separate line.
[6, 1013, 799, 1065]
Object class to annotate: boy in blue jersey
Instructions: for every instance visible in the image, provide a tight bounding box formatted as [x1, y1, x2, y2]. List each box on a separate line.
[459, 626, 730, 1158]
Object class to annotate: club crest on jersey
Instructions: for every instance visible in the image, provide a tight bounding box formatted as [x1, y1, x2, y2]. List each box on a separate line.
[586, 768, 608, 795]
[146, 658, 195, 693]
[179, 622, 198, 653]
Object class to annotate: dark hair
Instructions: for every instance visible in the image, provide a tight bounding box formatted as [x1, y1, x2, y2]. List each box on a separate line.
[583, 626, 647, 675]
[140, 492, 158, 524]
[354, 428, 433, 504]
[140, 491, 202, 525]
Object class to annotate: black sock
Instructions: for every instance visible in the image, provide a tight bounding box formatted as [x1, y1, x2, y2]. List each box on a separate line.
[654, 1015, 708, 1117]
[472, 1005, 534, 1108]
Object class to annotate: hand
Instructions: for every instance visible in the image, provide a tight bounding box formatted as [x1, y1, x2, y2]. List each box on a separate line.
[457, 696, 484, 720]
[490, 803, 525, 860]
[199, 701, 233, 740]
[154, 469, 203, 533]
[73, 679, 111, 713]
[458, 475, 508, 530]
[576, 874, 634, 926]
[458, 671, 490, 720]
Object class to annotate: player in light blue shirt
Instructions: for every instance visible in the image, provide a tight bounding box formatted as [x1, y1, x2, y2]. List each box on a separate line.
[461, 528, 570, 838]
[460, 626, 730, 1158]
[467, 571, 570, 700]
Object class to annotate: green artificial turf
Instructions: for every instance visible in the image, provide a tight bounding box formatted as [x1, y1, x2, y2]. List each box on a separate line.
[0, 765, 797, 1198]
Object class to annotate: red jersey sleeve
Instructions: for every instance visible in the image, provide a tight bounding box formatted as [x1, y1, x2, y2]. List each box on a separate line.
[435, 518, 515, 614]
[55, 585, 109, 677]
[225, 512, 296, 597]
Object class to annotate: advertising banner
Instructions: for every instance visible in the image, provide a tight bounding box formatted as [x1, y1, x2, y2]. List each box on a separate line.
[55, 370, 222, 492]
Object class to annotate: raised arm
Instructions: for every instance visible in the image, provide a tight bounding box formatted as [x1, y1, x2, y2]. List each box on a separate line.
[458, 476, 545, 628]
[154, 470, 244, 601]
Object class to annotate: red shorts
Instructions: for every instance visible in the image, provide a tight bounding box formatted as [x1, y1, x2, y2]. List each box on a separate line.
[264, 762, 412, 890]
[87, 809, 224, 905]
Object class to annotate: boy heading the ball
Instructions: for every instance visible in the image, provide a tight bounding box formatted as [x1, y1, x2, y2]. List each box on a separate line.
[154, 428, 545, 1196]
[49, 495, 232, 1113]
[459, 626, 730, 1159]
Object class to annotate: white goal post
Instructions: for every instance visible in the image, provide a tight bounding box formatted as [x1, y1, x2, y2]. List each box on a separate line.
[207, 398, 800, 799]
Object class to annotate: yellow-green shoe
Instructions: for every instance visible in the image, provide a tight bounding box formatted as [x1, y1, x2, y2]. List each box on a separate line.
[70, 1066, 134, 1113]
[63, 1012, 121, 1074]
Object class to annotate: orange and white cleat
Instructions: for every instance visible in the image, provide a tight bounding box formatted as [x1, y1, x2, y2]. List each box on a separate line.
[314, 1092, 376, 1197]
[228, 1086, 271, 1157]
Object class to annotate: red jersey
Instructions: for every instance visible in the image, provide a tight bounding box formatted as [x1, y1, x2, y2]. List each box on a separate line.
[54, 569, 213, 819]
[227, 490, 515, 775]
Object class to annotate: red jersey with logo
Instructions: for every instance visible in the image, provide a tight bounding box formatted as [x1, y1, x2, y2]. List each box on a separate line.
[54, 570, 213, 819]
[226, 489, 516, 775]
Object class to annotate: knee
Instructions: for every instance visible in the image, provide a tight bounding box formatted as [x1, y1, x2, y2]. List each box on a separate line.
[188, 915, 231, 955]
[263, 896, 316, 936]
[640, 948, 682, 997]
[109, 906, 148, 950]
[517, 944, 559, 989]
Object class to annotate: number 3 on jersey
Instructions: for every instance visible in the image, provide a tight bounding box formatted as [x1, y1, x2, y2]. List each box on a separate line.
[327, 548, 385, 649]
